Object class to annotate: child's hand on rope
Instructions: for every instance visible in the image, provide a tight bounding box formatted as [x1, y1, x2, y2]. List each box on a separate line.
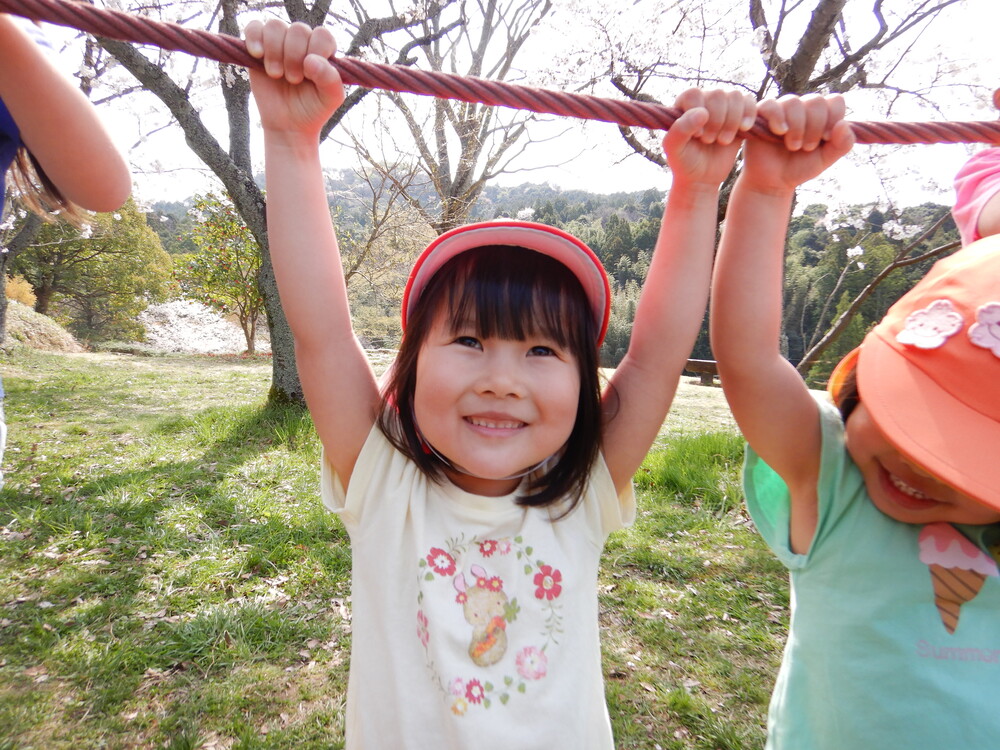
[741, 94, 854, 194]
[245, 19, 344, 140]
[663, 88, 757, 187]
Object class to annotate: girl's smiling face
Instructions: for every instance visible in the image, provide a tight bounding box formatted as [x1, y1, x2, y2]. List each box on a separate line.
[845, 402, 1000, 526]
[413, 309, 581, 497]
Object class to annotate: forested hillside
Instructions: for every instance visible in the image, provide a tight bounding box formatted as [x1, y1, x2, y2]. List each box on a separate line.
[148, 174, 959, 381]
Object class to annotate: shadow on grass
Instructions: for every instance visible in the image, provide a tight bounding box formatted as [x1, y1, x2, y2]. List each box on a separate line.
[0, 395, 351, 742]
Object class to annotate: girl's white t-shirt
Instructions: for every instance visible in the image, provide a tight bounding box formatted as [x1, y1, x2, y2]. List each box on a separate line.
[321, 426, 635, 750]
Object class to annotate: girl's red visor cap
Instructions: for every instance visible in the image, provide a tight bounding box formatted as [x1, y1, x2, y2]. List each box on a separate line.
[401, 220, 612, 346]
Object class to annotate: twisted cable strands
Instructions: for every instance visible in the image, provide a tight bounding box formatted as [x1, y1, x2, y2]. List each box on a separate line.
[3, 0, 1000, 145]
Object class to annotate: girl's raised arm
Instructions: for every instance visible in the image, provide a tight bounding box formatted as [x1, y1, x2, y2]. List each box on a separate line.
[711, 95, 853, 553]
[0, 14, 131, 212]
[247, 20, 379, 486]
[602, 89, 756, 493]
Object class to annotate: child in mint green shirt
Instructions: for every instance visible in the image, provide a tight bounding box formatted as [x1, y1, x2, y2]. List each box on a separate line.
[712, 94, 1000, 749]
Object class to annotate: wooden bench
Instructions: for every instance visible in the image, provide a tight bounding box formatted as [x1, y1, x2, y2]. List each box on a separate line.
[683, 359, 719, 386]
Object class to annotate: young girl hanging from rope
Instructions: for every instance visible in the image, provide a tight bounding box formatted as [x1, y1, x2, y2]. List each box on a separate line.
[244, 18, 755, 748]
[1, 13, 131, 488]
[712, 94, 1000, 749]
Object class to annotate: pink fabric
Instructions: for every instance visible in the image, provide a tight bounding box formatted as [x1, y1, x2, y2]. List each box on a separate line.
[953, 148, 1000, 245]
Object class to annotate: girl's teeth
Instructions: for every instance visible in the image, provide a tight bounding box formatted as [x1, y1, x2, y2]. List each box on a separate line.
[890, 474, 930, 500]
[469, 418, 520, 429]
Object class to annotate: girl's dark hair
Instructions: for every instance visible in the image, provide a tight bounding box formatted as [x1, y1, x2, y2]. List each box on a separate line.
[832, 362, 861, 421]
[377, 244, 603, 514]
[9, 147, 85, 226]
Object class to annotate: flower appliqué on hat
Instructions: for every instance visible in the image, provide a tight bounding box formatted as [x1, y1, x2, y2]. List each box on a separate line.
[968, 302, 1000, 358]
[896, 299, 964, 349]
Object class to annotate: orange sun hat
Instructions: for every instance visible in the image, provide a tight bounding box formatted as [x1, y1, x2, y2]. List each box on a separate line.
[848, 235, 1000, 511]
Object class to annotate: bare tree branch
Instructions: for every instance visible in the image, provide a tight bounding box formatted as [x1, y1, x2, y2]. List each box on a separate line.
[796, 211, 959, 375]
[362, 0, 552, 233]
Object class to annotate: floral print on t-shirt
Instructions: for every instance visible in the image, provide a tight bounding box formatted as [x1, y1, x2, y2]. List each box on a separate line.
[417, 533, 565, 713]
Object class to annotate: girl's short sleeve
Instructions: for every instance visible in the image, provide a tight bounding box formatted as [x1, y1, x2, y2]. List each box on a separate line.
[590, 451, 636, 537]
[744, 393, 857, 569]
[319, 425, 390, 521]
[953, 148, 1000, 246]
[743, 445, 803, 568]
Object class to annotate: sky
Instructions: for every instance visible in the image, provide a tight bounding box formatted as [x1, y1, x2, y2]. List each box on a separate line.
[484, 0, 1000, 209]
[42, 0, 1000, 211]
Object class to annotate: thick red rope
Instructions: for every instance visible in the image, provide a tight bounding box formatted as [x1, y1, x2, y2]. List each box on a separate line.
[4, 0, 1000, 145]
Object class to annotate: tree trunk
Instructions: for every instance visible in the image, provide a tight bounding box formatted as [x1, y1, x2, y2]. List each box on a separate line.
[97, 35, 303, 403]
[240, 311, 257, 356]
[33, 281, 54, 316]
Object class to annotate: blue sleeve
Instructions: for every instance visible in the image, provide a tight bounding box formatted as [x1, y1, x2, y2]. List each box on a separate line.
[0, 97, 20, 212]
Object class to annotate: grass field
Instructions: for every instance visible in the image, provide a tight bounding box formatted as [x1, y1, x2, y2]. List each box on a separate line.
[0, 350, 785, 749]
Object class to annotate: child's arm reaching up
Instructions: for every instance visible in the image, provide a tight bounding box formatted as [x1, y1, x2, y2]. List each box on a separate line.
[0, 14, 131, 212]
[246, 21, 379, 486]
[711, 95, 854, 553]
[602, 88, 756, 492]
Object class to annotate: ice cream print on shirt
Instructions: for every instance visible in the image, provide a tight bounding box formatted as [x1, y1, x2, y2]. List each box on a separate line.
[918, 523, 999, 634]
[417, 535, 564, 714]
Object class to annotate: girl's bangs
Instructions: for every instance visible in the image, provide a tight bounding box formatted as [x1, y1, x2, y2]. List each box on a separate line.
[442, 247, 593, 349]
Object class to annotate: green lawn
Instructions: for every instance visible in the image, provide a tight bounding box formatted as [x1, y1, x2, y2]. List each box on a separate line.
[0, 350, 784, 749]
